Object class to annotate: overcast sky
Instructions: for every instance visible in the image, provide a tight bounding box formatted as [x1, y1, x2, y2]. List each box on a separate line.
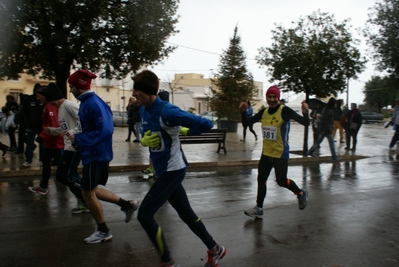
[148, 0, 380, 105]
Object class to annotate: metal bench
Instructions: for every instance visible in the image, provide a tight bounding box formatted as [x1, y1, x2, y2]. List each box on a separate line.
[179, 128, 227, 154]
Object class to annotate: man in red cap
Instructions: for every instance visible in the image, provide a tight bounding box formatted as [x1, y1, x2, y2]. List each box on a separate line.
[67, 70, 139, 244]
[239, 85, 310, 219]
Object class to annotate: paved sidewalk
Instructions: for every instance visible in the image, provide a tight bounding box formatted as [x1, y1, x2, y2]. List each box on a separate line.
[0, 122, 391, 178]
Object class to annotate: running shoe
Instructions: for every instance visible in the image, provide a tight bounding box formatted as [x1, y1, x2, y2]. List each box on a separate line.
[28, 186, 48, 196]
[298, 189, 308, 210]
[141, 167, 153, 174]
[204, 244, 226, 267]
[71, 204, 90, 214]
[84, 231, 112, 244]
[122, 200, 140, 223]
[244, 206, 263, 219]
[22, 162, 31, 167]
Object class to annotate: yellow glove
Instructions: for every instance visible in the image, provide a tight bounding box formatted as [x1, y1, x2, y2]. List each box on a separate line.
[180, 127, 190, 136]
[140, 130, 160, 148]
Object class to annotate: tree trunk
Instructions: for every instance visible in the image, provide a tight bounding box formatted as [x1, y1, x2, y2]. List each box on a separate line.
[302, 93, 310, 155]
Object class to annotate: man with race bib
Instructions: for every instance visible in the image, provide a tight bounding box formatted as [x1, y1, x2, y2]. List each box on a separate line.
[239, 85, 310, 219]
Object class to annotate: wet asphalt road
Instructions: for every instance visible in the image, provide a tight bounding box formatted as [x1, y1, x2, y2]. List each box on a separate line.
[1, 155, 399, 267]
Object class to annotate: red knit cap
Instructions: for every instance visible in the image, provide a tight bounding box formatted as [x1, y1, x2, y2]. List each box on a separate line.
[266, 85, 281, 100]
[68, 70, 97, 90]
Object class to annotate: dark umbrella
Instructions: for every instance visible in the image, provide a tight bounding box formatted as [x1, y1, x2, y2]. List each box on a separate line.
[307, 98, 327, 110]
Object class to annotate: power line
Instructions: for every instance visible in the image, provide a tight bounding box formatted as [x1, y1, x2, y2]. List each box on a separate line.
[167, 42, 257, 61]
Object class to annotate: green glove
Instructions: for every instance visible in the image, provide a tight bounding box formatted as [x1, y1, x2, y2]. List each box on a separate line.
[180, 127, 190, 136]
[141, 130, 160, 148]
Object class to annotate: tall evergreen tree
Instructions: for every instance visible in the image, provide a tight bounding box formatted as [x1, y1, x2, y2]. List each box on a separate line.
[0, 0, 179, 96]
[210, 26, 256, 122]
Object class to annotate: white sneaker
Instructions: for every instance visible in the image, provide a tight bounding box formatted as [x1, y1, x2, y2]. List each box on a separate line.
[22, 162, 31, 167]
[84, 231, 112, 244]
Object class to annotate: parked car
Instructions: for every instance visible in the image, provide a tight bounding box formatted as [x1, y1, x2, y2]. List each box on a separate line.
[199, 111, 217, 122]
[112, 111, 128, 127]
[361, 112, 384, 124]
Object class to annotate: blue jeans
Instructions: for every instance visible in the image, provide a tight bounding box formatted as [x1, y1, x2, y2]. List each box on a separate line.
[25, 128, 43, 163]
[307, 133, 338, 160]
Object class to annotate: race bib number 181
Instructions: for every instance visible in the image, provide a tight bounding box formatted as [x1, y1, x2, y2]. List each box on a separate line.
[262, 126, 277, 140]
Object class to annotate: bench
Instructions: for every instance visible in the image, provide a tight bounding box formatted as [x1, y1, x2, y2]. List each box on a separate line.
[179, 128, 227, 154]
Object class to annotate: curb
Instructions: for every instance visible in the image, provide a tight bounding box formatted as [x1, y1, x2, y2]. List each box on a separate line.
[1, 154, 369, 178]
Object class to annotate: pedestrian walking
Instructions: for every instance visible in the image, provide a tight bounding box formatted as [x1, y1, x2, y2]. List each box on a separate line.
[389, 98, 399, 150]
[42, 83, 89, 213]
[307, 98, 341, 162]
[332, 99, 344, 143]
[240, 100, 257, 142]
[133, 70, 226, 267]
[67, 70, 139, 244]
[239, 85, 310, 219]
[28, 86, 64, 195]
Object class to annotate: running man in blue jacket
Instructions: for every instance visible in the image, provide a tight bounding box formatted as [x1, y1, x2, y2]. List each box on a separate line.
[133, 70, 226, 267]
[67, 70, 139, 244]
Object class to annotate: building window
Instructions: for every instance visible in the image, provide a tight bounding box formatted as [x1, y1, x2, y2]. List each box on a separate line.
[180, 76, 184, 80]
[198, 101, 202, 114]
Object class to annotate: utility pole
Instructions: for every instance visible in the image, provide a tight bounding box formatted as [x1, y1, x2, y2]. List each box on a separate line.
[346, 78, 349, 107]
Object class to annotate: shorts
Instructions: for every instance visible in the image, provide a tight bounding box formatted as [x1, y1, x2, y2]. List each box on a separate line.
[80, 162, 109, 190]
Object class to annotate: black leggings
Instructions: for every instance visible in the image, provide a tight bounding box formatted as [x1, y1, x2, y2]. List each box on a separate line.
[137, 169, 216, 262]
[40, 147, 62, 189]
[256, 155, 301, 208]
[243, 123, 257, 140]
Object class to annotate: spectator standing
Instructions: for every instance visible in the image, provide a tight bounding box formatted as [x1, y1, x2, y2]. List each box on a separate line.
[15, 93, 29, 154]
[332, 99, 344, 143]
[310, 103, 323, 143]
[125, 97, 136, 142]
[131, 98, 141, 142]
[28, 86, 64, 195]
[5, 94, 19, 112]
[21, 83, 44, 167]
[307, 98, 340, 162]
[67, 70, 139, 244]
[42, 83, 89, 213]
[240, 100, 257, 142]
[344, 103, 363, 151]
[2, 107, 17, 151]
[239, 86, 310, 219]
[133, 70, 226, 267]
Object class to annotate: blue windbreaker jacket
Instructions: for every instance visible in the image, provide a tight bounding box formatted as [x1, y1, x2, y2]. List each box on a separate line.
[139, 97, 213, 177]
[73, 91, 114, 164]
